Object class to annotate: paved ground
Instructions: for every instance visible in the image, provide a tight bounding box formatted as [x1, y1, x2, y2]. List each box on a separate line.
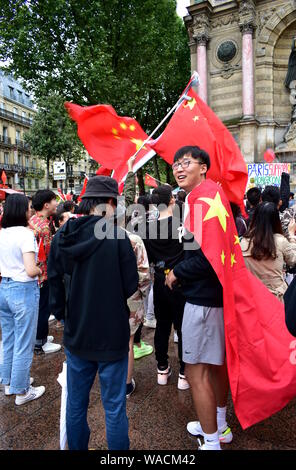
[0, 323, 296, 450]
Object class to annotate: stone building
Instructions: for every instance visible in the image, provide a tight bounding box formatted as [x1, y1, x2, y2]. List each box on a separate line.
[0, 71, 44, 195]
[184, 0, 296, 170]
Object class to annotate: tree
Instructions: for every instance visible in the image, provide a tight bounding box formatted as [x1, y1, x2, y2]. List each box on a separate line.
[1, 0, 190, 183]
[24, 93, 83, 188]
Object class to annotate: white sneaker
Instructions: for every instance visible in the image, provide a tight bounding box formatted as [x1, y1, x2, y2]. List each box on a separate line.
[197, 438, 221, 451]
[5, 377, 34, 396]
[144, 318, 156, 329]
[15, 385, 45, 405]
[177, 373, 190, 390]
[187, 421, 233, 444]
[174, 331, 178, 343]
[157, 366, 172, 385]
[42, 342, 61, 354]
[47, 336, 54, 343]
[48, 315, 56, 323]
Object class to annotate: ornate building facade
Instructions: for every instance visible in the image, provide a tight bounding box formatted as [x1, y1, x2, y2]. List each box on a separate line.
[184, 0, 296, 166]
[0, 71, 44, 195]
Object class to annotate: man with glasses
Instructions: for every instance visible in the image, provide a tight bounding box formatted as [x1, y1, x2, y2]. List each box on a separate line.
[166, 146, 232, 451]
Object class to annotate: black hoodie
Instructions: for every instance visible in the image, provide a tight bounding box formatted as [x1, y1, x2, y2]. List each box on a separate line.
[48, 215, 138, 362]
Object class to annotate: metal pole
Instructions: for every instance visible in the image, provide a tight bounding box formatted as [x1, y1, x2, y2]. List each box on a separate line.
[129, 72, 200, 160]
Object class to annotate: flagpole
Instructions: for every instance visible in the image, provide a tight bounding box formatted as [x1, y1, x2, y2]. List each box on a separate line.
[131, 71, 200, 161]
[111, 72, 200, 179]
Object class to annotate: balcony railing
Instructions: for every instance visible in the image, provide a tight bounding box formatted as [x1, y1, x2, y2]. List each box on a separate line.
[0, 163, 44, 177]
[0, 107, 32, 127]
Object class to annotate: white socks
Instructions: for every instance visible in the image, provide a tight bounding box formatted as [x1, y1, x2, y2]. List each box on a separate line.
[217, 406, 227, 432]
[203, 431, 221, 450]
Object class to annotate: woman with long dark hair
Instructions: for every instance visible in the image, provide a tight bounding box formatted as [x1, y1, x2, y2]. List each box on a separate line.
[0, 194, 45, 405]
[241, 201, 296, 301]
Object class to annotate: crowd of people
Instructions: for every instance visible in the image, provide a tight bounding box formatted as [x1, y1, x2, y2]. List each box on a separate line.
[0, 145, 296, 450]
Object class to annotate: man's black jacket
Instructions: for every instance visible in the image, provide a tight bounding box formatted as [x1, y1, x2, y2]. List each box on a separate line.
[48, 215, 138, 362]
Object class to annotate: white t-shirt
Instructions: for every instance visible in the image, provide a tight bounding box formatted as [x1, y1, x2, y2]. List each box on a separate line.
[0, 226, 38, 282]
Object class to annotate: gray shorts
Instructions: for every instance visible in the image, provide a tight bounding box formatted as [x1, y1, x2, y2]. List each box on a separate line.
[182, 303, 225, 366]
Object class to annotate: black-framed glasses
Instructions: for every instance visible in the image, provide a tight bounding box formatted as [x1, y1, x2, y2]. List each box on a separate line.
[172, 160, 203, 171]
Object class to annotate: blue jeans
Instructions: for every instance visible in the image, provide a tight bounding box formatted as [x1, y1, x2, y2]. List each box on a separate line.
[65, 349, 129, 450]
[0, 278, 40, 394]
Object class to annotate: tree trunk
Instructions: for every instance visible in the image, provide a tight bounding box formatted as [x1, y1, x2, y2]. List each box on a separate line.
[137, 168, 145, 196]
[153, 156, 161, 185]
[165, 162, 172, 185]
[46, 157, 50, 189]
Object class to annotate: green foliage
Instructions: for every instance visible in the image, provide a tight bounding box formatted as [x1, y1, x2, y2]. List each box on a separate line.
[0, 0, 190, 180]
[24, 93, 83, 186]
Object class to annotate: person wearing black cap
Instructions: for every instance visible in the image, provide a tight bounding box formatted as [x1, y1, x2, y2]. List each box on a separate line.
[47, 176, 138, 450]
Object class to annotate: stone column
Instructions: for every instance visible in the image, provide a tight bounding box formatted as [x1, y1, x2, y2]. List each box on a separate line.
[239, 0, 256, 119]
[241, 25, 255, 118]
[192, 12, 210, 103]
[196, 36, 209, 103]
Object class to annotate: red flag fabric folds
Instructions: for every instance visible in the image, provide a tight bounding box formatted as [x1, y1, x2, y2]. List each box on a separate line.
[96, 167, 112, 176]
[65, 102, 150, 170]
[150, 87, 248, 206]
[185, 179, 296, 429]
[144, 173, 158, 188]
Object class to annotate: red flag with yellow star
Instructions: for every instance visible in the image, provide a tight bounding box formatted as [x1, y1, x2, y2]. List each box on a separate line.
[185, 179, 296, 429]
[150, 87, 248, 207]
[144, 173, 158, 188]
[65, 102, 152, 170]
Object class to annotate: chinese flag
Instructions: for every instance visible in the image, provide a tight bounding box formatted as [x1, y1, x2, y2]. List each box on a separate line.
[144, 173, 158, 188]
[65, 102, 150, 170]
[38, 238, 47, 263]
[263, 148, 276, 163]
[96, 166, 112, 176]
[1, 170, 7, 185]
[150, 87, 248, 206]
[185, 179, 296, 429]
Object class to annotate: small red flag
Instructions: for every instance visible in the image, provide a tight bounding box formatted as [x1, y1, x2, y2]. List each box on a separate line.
[38, 238, 47, 263]
[65, 102, 151, 170]
[1, 170, 7, 185]
[184, 179, 296, 429]
[263, 148, 276, 163]
[65, 193, 73, 201]
[57, 187, 66, 201]
[77, 177, 88, 202]
[144, 173, 158, 188]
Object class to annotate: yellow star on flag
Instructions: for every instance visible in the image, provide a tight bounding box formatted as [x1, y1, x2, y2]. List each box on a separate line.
[198, 192, 230, 232]
[183, 98, 196, 111]
[120, 122, 127, 130]
[129, 125, 136, 131]
[130, 138, 146, 152]
[231, 253, 236, 268]
[234, 235, 240, 245]
[221, 250, 225, 265]
[112, 128, 118, 135]
[193, 115, 199, 122]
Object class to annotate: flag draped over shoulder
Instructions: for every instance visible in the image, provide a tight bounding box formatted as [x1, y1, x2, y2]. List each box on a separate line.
[65, 102, 151, 170]
[144, 173, 158, 188]
[185, 179, 296, 429]
[150, 87, 248, 207]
